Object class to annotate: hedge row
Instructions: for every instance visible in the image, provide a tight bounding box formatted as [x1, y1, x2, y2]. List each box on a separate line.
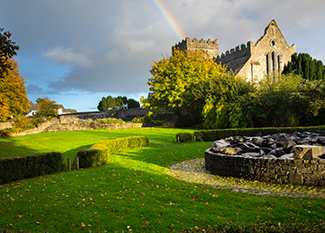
[0, 152, 63, 185]
[193, 125, 325, 141]
[77, 136, 149, 168]
[176, 132, 193, 142]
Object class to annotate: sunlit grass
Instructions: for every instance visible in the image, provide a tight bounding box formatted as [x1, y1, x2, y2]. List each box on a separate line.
[0, 128, 324, 232]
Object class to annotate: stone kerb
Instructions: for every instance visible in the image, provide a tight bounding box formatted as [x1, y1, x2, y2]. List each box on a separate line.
[205, 132, 325, 187]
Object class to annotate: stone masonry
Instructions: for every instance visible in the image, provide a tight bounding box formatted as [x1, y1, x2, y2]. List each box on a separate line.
[173, 20, 295, 82]
[205, 132, 325, 186]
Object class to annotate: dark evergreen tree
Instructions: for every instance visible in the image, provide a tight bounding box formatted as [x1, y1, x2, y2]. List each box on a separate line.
[127, 98, 140, 108]
[283, 53, 325, 81]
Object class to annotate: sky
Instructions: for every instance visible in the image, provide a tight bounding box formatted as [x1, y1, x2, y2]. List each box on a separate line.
[1, 0, 325, 112]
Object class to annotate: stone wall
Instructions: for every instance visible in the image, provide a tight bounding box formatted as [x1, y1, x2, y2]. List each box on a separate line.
[60, 108, 176, 122]
[205, 149, 325, 186]
[0, 121, 13, 130]
[12, 118, 143, 136]
[172, 37, 219, 58]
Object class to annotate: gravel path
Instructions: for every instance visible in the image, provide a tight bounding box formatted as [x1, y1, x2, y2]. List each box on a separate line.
[167, 158, 325, 198]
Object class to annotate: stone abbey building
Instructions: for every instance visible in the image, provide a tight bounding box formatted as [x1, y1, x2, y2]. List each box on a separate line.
[172, 20, 295, 82]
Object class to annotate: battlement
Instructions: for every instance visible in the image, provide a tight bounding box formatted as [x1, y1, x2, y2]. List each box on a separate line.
[216, 41, 254, 63]
[172, 37, 219, 58]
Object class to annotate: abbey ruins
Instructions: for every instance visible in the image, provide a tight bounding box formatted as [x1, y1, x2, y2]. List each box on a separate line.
[172, 20, 296, 81]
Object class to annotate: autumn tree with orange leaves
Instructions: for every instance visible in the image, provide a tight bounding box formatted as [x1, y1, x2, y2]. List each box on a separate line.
[0, 28, 29, 121]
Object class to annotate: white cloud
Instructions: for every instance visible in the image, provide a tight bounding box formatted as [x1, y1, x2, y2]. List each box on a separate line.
[43, 46, 94, 67]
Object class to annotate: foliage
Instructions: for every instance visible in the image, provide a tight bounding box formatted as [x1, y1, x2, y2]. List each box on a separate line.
[283, 53, 325, 81]
[97, 95, 140, 111]
[194, 125, 325, 141]
[141, 49, 228, 126]
[0, 58, 30, 121]
[0, 128, 22, 137]
[0, 152, 63, 184]
[131, 113, 153, 123]
[176, 132, 193, 142]
[28, 116, 46, 127]
[210, 74, 325, 128]
[77, 136, 149, 168]
[202, 73, 253, 129]
[36, 97, 59, 117]
[12, 115, 30, 128]
[96, 118, 124, 124]
[0, 28, 19, 71]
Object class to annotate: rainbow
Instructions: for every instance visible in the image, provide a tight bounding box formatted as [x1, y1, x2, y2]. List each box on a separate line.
[151, 0, 186, 41]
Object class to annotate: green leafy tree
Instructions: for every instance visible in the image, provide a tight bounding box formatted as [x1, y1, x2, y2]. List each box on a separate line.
[202, 74, 253, 129]
[141, 49, 227, 126]
[36, 97, 59, 117]
[0, 58, 30, 121]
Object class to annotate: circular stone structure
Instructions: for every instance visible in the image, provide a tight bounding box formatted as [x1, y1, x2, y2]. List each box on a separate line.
[205, 132, 325, 187]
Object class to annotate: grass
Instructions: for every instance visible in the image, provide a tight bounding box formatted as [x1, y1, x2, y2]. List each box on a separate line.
[0, 128, 325, 232]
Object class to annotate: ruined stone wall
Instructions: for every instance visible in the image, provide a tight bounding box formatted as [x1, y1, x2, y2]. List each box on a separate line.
[172, 37, 219, 58]
[236, 20, 295, 82]
[215, 42, 252, 73]
[173, 20, 295, 82]
[61, 108, 176, 122]
[205, 150, 325, 187]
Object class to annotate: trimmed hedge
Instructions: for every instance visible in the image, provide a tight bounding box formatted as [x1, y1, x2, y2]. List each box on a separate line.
[193, 125, 325, 141]
[77, 136, 149, 168]
[176, 133, 193, 142]
[0, 152, 63, 184]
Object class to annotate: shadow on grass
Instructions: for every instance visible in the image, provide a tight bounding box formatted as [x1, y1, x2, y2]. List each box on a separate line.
[0, 139, 39, 158]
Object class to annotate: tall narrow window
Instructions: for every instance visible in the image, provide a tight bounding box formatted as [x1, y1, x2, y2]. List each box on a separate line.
[251, 63, 254, 82]
[266, 54, 269, 74]
[278, 55, 281, 71]
[272, 52, 275, 73]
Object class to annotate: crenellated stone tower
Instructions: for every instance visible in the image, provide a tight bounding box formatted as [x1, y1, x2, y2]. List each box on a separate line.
[172, 37, 219, 58]
[172, 20, 296, 82]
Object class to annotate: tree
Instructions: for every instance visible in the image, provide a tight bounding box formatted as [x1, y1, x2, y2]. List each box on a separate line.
[283, 53, 325, 81]
[0, 58, 30, 121]
[0, 28, 19, 72]
[141, 49, 227, 126]
[97, 95, 140, 111]
[36, 97, 59, 117]
[127, 98, 140, 108]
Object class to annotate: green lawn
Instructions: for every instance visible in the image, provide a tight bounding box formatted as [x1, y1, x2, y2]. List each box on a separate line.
[0, 128, 324, 232]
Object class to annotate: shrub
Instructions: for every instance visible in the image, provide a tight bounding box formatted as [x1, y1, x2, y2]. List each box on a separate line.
[131, 113, 153, 123]
[77, 136, 149, 168]
[12, 115, 30, 128]
[96, 118, 124, 124]
[176, 133, 193, 142]
[0, 152, 63, 184]
[193, 125, 325, 141]
[0, 128, 23, 137]
[28, 116, 46, 127]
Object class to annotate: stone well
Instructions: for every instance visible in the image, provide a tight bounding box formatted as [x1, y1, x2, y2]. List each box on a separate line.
[205, 132, 325, 186]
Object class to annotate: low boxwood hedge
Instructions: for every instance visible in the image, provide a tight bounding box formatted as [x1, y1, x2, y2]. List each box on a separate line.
[176, 133, 193, 142]
[77, 136, 149, 168]
[0, 152, 63, 184]
[193, 125, 325, 141]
